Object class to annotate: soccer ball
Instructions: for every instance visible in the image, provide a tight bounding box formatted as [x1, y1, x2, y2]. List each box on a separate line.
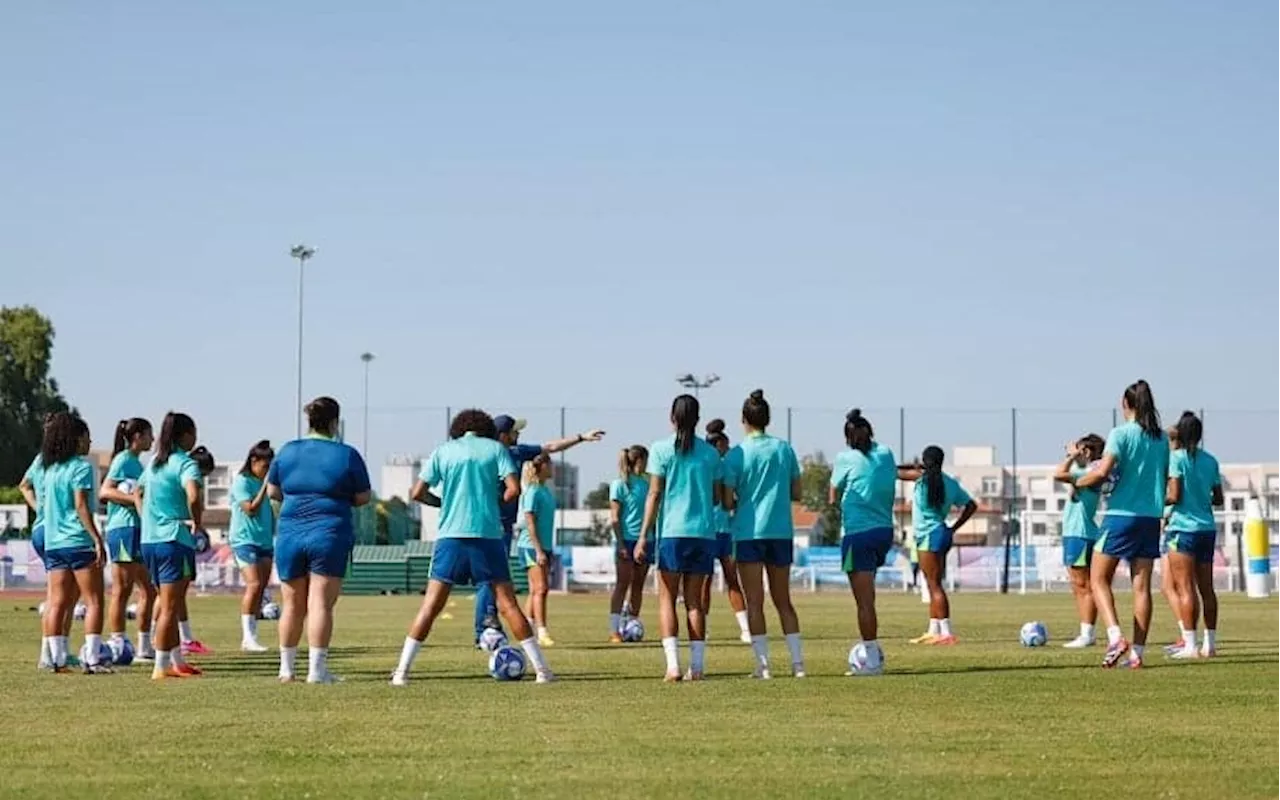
[73, 602, 87, 621]
[111, 637, 135, 666]
[117, 479, 136, 495]
[621, 617, 645, 643]
[479, 627, 508, 652]
[79, 641, 114, 666]
[193, 529, 211, 554]
[1020, 621, 1048, 647]
[125, 603, 138, 621]
[488, 646, 526, 681]
[261, 602, 281, 621]
[847, 642, 884, 676]
[1087, 460, 1118, 495]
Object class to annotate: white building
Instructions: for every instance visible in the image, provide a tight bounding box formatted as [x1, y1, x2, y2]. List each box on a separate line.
[381, 455, 421, 503]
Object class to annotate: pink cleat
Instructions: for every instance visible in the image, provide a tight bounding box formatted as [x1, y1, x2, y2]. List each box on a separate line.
[181, 640, 213, 656]
[1101, 638, 1130, 668]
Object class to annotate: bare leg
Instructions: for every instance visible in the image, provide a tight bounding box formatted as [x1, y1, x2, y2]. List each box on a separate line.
[1068, 566, 1096, 625]
[766, 564, 799, 635]
[610, 556, 633, 614]
[682, 572, 708, 641]
[1090, 553, 1121, 630]
[920, 552, 949, 620]
[1130, 558, 1154, 647]
[109, 564, 133, 636]
[737, 561, 767, 636]
[1195, 563, 1218, 631]
[628, 562, 650, 616]
[278, 576, 309, 650]
[846, 570, 878, 641]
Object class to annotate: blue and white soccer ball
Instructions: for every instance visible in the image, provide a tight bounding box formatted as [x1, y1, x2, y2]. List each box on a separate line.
[111, 637, 135, 666]
[479, 626, 508, 653]
[620, 617, 645, 643]
[261, 602, 281, 621]
[488, 646, 526, 681]
[847, 642, 884, 676]
[73, 602, 87, 621]
[1019, 621, 1048, 647]
[79, 640, 114, 666]
[125, 602, 138, 621]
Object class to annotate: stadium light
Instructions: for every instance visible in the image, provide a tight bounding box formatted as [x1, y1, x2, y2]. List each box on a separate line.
[289, 244, 316, 439]
[360, 352, 375, 457]
[676, 372, 720, 398]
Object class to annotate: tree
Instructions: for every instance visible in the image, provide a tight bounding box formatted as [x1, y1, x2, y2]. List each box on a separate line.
[583, 511, 613, 545]
[0, 307, 72, 485]
[583, 481, 611, 510]
[799, 451, 842, 546]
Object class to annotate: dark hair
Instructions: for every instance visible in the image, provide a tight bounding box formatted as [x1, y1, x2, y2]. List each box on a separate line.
[704, 418, 728, 450]
[305, 396, 341, 435]
[449, 409, 497, 440]
[1175, 411, 1203, 459]
[40, 412, 88, 467]
[922, 445, 946, 509]
[112, 418, 152, 457]
[1077, 433, 1105, 465]
[618, 445, 648, 481]
[155, 412, 197, 467]
[240, 439, 275, 475]
[671, 394, 700, 454]
[742, 389, 770, 430]
[843, 408, 874, 454]
[190, 445, 215, 475]
[1123, 379, 1161, 439]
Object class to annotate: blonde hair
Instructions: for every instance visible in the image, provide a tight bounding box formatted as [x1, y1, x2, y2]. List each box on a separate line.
[618, 445, 648, 482]
[522, 454, 550, 489]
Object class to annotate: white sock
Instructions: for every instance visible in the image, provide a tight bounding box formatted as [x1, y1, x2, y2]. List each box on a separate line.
[609, 613, 621, 635]
[1132, 644, 1145, 659]
[155, 649, 171, 670]
[85, 634, 103, 664]
[280, 646, 297, 677]
[661, 636, 680, 673]
[178, 620, 193, 643]
[308, 647, 328, 679]
[785, 632, 804, 666]
[110, 631, 125, 644]
[241, 614, 255, 641]
[734, 610, 749, 634]
[536, 626, 549, 639]
[40, 636, 51, 665]
[52, 636, 68, 665]
[750, 634, 770, 669]
[1079, 623, 1095, 641]
[395, 637, 422, 676]
[1181, 628, 1197, 651]
[938, 619, 953, 637]
[1203, 629, 1216, 650]
[138, 631, 152, 653]
[170, 647, 185, 666]
[927, 619, 941, 635]
[519, 637, 550, 673]
[1106, 625, 1122, 645]
[690, 640, 706, 673]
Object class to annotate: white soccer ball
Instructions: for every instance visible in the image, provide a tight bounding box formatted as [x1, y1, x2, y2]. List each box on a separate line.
[79, 640, 113, 666]
[847, 642, 884, 676]
[1020, 621, 1048, 647]
[621, 617, 645, 643]
[117, 479, 136, 495]
[73, 602, 87, 621]
[125, 603, 138, 621]
[261, 602, 281, 621]
[479, 627, 508, 652]
[111, 637, 135, 666]
[488, 646, 526, 681]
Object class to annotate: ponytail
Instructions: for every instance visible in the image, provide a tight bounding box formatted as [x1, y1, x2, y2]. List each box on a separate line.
[618, 445, 648, 493]
[922, 445, 946, 509]
[843, 408, 874, 454]
[1175, 411, 1203, 459]
[190, 445, 215, 476]
[1123, 379, 1162, 439]
[155, 412, 196, 467]
[240, 440, 275, 476]
[671, 394, 700, 455]
[112, 418, 152, 457]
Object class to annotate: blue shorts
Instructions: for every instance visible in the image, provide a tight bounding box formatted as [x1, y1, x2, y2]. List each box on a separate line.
[43, 547, 96, 572]
[276, 534, 351, 582]
[916, 526, 953, 555]
[141, 541, 196, 586]
[431, 538, 511, 585]
[519, 547, 546, 570]
[657, 537, 715, 575]
[233, 543, 274, 569]
[714, 532, 734, 560]
[841, 528, 893, 573]
[1063, 537, 1096, 569]
[31, 525, 45, 559]
[1165, 530, 1216, 565]
[1096, 515, 1161, 562]
[106, 526, 142, 564]
[734, 538, 794, 567]
[617, 539, 642, 561]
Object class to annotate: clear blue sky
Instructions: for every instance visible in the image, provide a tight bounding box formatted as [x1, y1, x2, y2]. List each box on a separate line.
[2, 2, 1275, 492]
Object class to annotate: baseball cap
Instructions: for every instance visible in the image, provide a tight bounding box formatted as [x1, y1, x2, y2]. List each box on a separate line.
[494, 415, 527, 435]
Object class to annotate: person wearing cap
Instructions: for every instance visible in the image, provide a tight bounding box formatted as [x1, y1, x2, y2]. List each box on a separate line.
[474, 415, 604, 644]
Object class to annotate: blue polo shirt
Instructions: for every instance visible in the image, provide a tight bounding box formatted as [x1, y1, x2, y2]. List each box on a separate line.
[499, 443, 543, 532]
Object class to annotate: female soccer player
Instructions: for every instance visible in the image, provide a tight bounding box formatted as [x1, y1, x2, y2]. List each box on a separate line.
[268, 397, 371, 684]
[635, 394, 722, 682]
[900, 446, 977, 645]
[517, 453, 557, 646]
[608, 445, 650, 641]
[722, 390, 804, 678]
[1163, 412, 1222, 659]
[169, 445, 216, 657]
[1075, 379, 1169, 669]
[22, 415, 80, 668]
[702, 419, 751, 643]
[1052, 434, 1104, 648]
[392, 409, 554, 685]
[231, 440, 275, 652]
[40, 412, 110, 673]
[136, 412, 206, 679]
[99, 417, 156, 662]
[829, 410, 899, 675]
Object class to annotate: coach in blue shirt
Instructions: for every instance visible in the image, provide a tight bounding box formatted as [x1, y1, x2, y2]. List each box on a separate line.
[472, 414, 604, 643]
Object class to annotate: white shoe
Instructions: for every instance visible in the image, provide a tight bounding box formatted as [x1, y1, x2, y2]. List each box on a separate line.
[390, 671, 409, 687]
[740, 631, 752, 644]
[792, 663, 807, 679]
[240, 640, 269, 653]
[306, 671, 342, 684]
[135, 648, 156, 662]
[1168, 648, 1199, 660]
[535, 670, 556, 684]
[751, 665, 772, 680]
[1062, 636, 1096, 649]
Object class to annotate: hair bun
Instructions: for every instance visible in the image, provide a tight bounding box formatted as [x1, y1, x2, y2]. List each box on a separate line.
[749, 389, 765, 401]
[256, 439, 271, 448]
[846, 408, 862, 422]
[705, 418, 726, 435]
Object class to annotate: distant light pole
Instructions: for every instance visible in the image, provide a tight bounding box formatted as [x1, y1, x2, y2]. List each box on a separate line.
[360, 352, 375, 456]
[676, 372, 720, 399]
[289, 244, 316, 439]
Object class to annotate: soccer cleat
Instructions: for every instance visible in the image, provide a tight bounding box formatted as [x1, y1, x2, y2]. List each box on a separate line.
[792, 664, 807, 679]
[929, 635, 957, 646]
[1162, 639, 1186, 655]
[537, 633, 556, 647]
[1126, 654, 1144, 670]
[306, 672, 342, 685]
[1200, 646, 1217, 658]
[389, 671, 408, 687]
[1168, 648, 1199, 660]
[278, 674, 296, 684]
[83, 662, 115, 675]
[52, 664, 75, 675]
[909, 632, 937, 644]
[751, 666, 773, 680]
[739, 631, 752, 644]
[683, 670, 704, 682]
[1062, 635, 1095, 649]
[174, 662, 203, 677]
[1101, 638, 1130, 668]
[135, 648, 156, 663]
[152, 667, 184, 680]
[240, 640, 269, 653]
[535, 670, 557, 684]
[609, 633, 624, 644]
[663, 670, 682, 683]
[182, 640, 212, 656]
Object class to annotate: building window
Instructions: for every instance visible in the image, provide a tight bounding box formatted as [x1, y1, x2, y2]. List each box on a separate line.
[1231, 522, 1244, 536]
[1266, 474, 1280, 493]
[1230, 497, 1245, 512]
[1031, 498, 1046, 511]
[1031, 522, 1047, 537]
[981, 477, 999, 496]
[1056, 499, 1066, 511]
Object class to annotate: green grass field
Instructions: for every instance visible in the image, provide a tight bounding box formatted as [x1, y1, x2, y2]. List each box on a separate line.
[0, 591, 1275, 799]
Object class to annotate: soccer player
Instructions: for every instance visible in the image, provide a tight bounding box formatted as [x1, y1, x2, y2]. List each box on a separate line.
[608, 445, 650, 641]
[829, 409, 900, 675]
[1163, 412, 1222, 659]
[268, 397, 372, 684]
[721, 390, 804, 679]
[136, 412, 206, 679]
[634, 394, 722, 682]
[702, 419, 751, 643]
[392, 409, 554, 685]
[99, 417, 156, 662]
[39, 412, 110, 673]
[899, 446, 977, 645]
[1052, 434, 1105, 648]
[517, 453, 557, 646]
[1075, 379, 1169, 669]
[170, 445, 216, 657]
[474, 416, 605, 646]
[231, 440, 275, 652]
